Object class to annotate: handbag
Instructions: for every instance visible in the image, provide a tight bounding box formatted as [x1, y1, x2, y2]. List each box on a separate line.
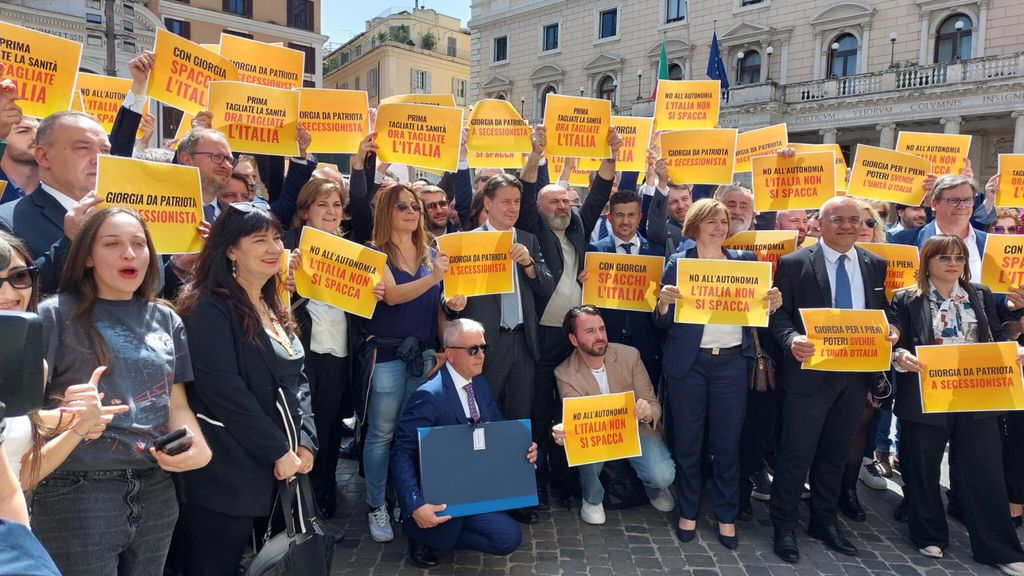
[246, 476, 334, 576]
[749, 328, 776, 392]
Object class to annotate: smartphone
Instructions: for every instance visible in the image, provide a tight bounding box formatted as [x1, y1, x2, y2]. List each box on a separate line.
[153, 426, 193, 456]
[0, 311, 45, 418]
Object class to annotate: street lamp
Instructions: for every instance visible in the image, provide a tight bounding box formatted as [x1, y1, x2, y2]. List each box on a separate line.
[519, 96, 526, 117]
[766, 45, 774, 81]
[579, 86, 585, 97]
[736, 50, 745, 85]
[636, 68, 643, 101]
[889, 32, 897, 68]
[830, 41, 840, 77]
[953, 20, 965, 60]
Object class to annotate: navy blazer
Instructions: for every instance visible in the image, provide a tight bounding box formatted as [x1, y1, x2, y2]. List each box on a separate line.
[769, 243, 888, 394]
[177, 293, 317, 517]
[654, 248, 757, 380]
[889, 220, 987, 254]
[391, 366, 504, 550]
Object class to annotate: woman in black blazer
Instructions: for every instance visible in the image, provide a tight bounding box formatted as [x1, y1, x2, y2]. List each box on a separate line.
[888, 235, 1024, 574]
[175, 203, 317, 576]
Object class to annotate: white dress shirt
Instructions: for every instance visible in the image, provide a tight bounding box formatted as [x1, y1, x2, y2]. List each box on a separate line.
[591, 365, 610, 395]
[935, 222, 982, 280]
[820, 241, 866, 310]
[613, 234, 641, 255]
[39, 182, 78, 212]
[447, 363, 480, 420]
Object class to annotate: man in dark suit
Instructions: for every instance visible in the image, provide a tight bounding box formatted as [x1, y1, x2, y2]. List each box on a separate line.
[769, 196, 895, 563]
[515, 125, 619, 507]
[587, 189, 665, 385]
[645, 156, 693, 257]
[391, 319, 537, 568]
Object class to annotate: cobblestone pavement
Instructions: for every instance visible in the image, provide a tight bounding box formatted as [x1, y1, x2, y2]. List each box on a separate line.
[325, 458, 1010, 575]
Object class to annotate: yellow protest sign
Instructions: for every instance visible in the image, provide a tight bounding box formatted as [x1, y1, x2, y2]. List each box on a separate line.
[847, 145, 930, 205]
[218, 34, 304, 89]
[276, 256, 290, 309]
[582, 253, 663, 312]
[468, 151, 526, 169]
[981, 234, 1024, 293]
[0, 181, 9, 203]
[858, 242, 920, 301]
[293, 227, 387, 319]
[435, 231, 514, 297]
[896, 131, 971, 176]
[654, 79, 720, 130]
[543, 94, 611, 158]
[209, 81, 299, 156]
[751, 151, 836, 212]
[70, 90, 85, 112]
[735, 124, 789, 173]
[723, 230, 799, 272]
[466, 99, 531, 153]
[799, 309, 891, 372]
[298, 88, 368, 154]
[562, 391, 641, 467]
[917, 342, 1024, 413]
[380, 93, 456, 107]
[174, 112, 195, 140]
[546, 155, 592, 187]
[661, 129, 737, 185]
[376, 103, 462, 171]
[0, 22, 82, 118]
[200, 44, 220, 54]
[675, 259, 773, 327]
[148, 29, 238, 115]
[611, 116, 654, 172]
[95, 156, 203, 254]
[74, 73, 132, 132]
[996, 154, 1024, 207]
[790, 143, 848, 192]
[801, 235, 819, 248]
[577, 157, 602, 171]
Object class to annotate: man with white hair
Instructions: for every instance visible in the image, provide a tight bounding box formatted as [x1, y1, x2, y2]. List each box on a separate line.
[715, 184, 756, 236]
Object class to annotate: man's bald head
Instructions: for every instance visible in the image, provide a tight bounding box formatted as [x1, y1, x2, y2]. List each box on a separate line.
[538, 183, 572, 231]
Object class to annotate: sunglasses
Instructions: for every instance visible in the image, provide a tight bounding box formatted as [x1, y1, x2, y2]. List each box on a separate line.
[935, 254, 967, 265]
[448, 344, 488, 356]
[993, 225, 1021, 234]
[864, 218, 877, 229]
[0, 266, 38, 290]
[229, 202, 268, 214]
[424, 200, 449, 211]
[394, 201, 422, 213]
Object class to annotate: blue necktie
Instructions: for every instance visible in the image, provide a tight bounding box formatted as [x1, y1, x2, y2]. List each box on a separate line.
[203, 203, 216, 223]
[620, 242, 634, 255]
[835, 254, 853, 309]
[598, 217, 609, 240]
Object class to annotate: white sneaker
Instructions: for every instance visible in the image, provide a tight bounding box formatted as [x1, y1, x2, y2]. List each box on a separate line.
[918, 546, 943, 558]
[649, 488, 675, 512]
[859, 456, 888, 490]
[999, 562, 1024, 576]
[580, 500, 606, 525]
[368, 505, 394, 542]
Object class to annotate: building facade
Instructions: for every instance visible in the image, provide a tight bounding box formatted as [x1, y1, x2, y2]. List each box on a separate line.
[323, 7, 471, 108]
[469, 0, 1024, 175]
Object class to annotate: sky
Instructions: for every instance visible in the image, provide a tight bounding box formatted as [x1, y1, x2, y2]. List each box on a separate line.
[321, 2, 473, 47]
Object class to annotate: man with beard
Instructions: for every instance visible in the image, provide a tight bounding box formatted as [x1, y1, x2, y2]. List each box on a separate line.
[775, 209, 810, 246]
[515, 125, 621, 510]
[716, 184, 756, 237]
[550, 306, 674, 524]
[0, 115, 39, 204]
[886, 203, 927, 240]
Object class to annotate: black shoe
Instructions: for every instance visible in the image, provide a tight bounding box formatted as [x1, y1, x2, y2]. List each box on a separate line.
[773, 528, 800, 563]
[338, 439, 359, 460]
[839, 488, 866, 522]
[808, 523, 857, 556]
[535, 486, 550, 511]
[893, 498, 909, 523]
[751, 470, 772, 501]
[675, 526, 696, 543]
[737, 500, 754, 522]
[718, 528, 738, 550]
[407, 539, 439, 569]
[508, 507, 539, 525]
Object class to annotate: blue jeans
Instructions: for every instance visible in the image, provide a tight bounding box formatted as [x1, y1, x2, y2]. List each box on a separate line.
[31, 468, 178, 576]
[364, 350, 435, 508]
[579, 434, 676, 505]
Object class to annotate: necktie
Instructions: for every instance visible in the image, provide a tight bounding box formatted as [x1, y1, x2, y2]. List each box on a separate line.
[598, 217, 609, 240]
[464, 381, 480, 421]
[620, 242, 634, 255]
[835, 254, 853, 309]
[203, 203, 216, 223]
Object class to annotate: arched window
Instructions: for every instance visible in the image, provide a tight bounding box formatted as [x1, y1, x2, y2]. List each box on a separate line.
[540, 85, 557, 117]
[668, 63, 683, 80]
[495, 93, 507, 100]
[737, 50, 761, 85]
[935, 14, 973, 63]
[598, 75, 616, 101]
[827, 33, 858, 77]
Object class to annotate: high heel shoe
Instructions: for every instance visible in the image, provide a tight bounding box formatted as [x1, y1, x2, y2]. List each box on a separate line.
[718, 524, 738, 550]
[675, 521, 696, 543]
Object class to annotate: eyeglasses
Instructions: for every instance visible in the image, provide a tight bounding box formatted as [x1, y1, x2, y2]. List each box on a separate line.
[448, 344, 488, 356]
[424, 199, 449, 211]
[192, 151, 239, 168]
[394, 201, 422, 213]
[0, 266, 38, 290]
[935, 254, 968, 265]
[229, 202, 270, 215]
[993, 225, 1020, 234]
[826, 216, 863, 226]
[939, 196, 974, 208]
[864, 218, 877, 229]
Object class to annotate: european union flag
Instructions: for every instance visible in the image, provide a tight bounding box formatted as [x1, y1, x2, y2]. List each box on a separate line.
[707, 31, 730, 101]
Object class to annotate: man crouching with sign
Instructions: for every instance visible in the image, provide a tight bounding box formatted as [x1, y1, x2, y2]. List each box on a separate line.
[391, 319, 538, 569]
[551, 306, 675, 525]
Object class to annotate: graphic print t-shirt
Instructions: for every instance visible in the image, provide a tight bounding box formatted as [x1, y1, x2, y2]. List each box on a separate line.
[39, 294, 193, 470]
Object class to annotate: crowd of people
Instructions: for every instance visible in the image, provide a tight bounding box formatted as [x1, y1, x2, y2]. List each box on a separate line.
[2, 48, 1024, 576]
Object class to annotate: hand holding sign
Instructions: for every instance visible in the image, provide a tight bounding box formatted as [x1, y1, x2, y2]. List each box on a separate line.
[790, 335, 815, 362]
[412, 503, 452, 529]
[351, 132, 379, 171]
[128, 50, 156, 95]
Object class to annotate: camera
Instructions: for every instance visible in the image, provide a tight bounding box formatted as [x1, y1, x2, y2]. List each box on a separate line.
[0, 311, 45, 419]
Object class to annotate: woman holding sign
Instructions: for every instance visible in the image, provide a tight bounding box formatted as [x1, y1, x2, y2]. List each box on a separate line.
[655, 199, 782, 549]
[888, 235, 1024, 573]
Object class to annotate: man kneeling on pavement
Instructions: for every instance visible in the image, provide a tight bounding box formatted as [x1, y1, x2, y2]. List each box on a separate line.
[552, 305, 676, 524]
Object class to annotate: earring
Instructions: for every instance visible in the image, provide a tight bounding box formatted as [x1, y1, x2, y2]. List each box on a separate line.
[231, 261, 237, 277]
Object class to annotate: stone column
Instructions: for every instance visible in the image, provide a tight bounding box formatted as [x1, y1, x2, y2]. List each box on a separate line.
[859, 26, 871, 74]
[760, 40, 770, 82]
[780, 39, 790, 84]
[820, 128, 838, 144]
[941, 115, 962, 134]
[918, 15, 930, 65]
[976, 0, 989, 58]
[1014, 111, 1024, 154]
[813, 33, 823, 79]
[877, 122, 897, 149]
